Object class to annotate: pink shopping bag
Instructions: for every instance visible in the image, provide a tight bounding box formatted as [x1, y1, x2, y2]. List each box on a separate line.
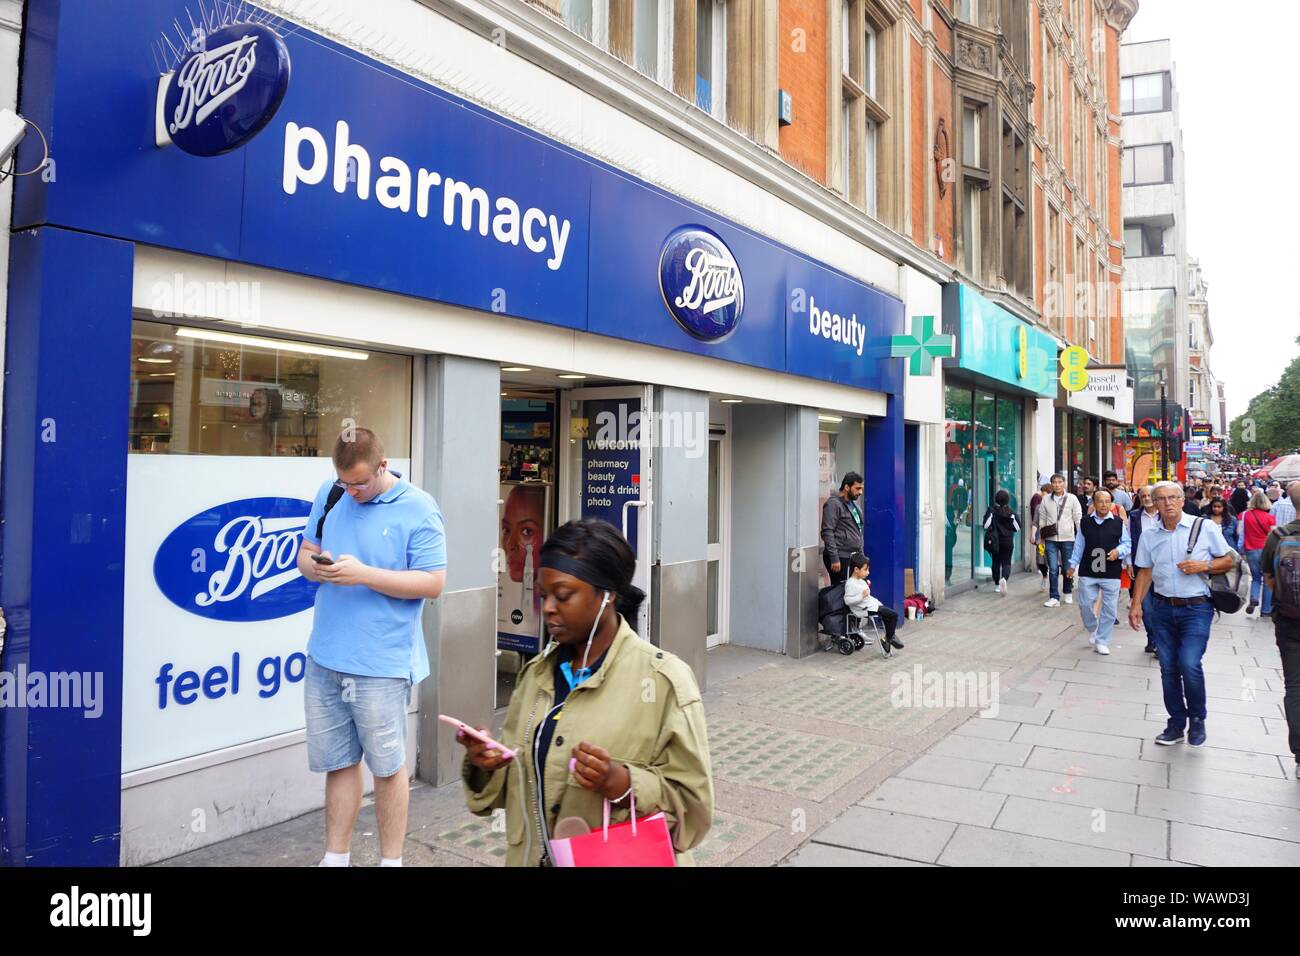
[549, 790, 676, 867]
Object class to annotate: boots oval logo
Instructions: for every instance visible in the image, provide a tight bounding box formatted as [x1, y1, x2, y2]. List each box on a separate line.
[162, 23, 292, 157]
[154, 497, 317, 621]
[658, 227, 744, 342]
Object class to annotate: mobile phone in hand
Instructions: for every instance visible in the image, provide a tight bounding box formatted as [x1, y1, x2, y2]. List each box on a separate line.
[311, 554, 334, 566]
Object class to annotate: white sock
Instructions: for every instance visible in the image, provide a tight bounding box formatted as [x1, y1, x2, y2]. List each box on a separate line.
[319, 850, 350, 867]
[380, 857, 403, 867]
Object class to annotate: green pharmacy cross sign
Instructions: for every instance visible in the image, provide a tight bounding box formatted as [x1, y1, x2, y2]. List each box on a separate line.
[890, 315, 955, 376]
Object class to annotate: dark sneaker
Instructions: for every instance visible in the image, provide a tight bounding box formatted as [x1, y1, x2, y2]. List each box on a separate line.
[880, 636, 892, 658]
[1154, 722, 1185, 746]
[1144, 643, 1156, 655]
[1188, 718, 1207, 747]
[888, 636, 904, 649]
[1245, 603, 1257, 616]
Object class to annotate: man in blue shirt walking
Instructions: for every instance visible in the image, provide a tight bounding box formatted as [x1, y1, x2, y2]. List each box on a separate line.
[297, 427, 447, 867]
[1130, 480, 1233, 747]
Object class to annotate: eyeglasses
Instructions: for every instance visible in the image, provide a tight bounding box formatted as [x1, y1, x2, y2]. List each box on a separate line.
[1152, 495, 1183, 504]
[335, 467, 384, 492]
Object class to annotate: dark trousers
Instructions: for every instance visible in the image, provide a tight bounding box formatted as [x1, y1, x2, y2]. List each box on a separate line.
[877, 606, 899, 640]
[1276, 615, 1300, 761]
[991, 546, 1014, 585]
[823, 551, 853, 584]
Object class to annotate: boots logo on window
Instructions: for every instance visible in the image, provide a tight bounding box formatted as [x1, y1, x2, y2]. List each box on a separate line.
[154, 497, 318, 621]
[155, 18, 292, 157]
[658, 226, 744, 342]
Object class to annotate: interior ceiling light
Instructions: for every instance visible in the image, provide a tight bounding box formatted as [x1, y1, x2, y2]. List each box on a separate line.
[557, 373, 586, 380]
[175, 328, 369, 361]
[501, 366, 532, 372]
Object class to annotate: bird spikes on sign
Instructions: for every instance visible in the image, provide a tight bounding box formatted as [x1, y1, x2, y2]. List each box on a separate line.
[150, 0, 298, 75]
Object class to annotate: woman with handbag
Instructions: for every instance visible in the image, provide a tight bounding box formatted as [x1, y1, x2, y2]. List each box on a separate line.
[458, 519, 713, 866]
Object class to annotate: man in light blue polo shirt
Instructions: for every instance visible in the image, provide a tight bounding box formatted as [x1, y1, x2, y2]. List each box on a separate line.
[1130, 480, 1233, 748]
[297, 427, 446, 867]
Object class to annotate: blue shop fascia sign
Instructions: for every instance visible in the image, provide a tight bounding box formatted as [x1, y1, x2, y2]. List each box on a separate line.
[940, 283, 1057, 397]
[17, 0, 904, 396]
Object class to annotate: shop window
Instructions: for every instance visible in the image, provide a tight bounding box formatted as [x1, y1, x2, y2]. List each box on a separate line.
[128, 320, 412, 457]
[944, 386, 974, 587]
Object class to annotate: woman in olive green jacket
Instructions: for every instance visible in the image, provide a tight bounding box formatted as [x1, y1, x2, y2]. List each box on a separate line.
[459, 519, 713, 867]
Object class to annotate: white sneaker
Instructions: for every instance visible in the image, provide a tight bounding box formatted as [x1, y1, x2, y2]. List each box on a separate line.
[1088, 632, 1098, 645]
[1039, 577, 1046, 590]
[1044, 598, 1061, 608]
[1095, 643, 1111, 655]
[1064, 594, 1074, 605]
[1000, 583, 1008, 596]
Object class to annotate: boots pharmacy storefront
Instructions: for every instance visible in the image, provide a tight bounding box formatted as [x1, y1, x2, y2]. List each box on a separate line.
[1, 1, 909, 865]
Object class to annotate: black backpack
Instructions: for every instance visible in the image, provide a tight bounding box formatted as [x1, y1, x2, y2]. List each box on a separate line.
[315, 469, 402, 541]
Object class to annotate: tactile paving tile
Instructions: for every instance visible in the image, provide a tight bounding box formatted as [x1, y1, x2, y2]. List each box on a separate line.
[748, 675, 952, 733]
[428, 811, 508, 866]
[691, 809, 782, 867]
[708, 717, 889, 800]
[902, 628, 1043, 660]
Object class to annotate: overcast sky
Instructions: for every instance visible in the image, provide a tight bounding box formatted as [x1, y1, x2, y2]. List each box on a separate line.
[1121, 1, 1299, 423]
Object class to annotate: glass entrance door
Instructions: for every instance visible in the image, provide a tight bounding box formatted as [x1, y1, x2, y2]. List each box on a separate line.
[559, 386, 655, 638]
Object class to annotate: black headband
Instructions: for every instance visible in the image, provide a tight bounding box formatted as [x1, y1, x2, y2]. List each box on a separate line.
[539, 552, 621, 593]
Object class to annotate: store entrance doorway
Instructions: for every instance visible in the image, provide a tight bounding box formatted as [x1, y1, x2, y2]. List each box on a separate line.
[706, 411, 731, 648]
[559, 386, 655, 640]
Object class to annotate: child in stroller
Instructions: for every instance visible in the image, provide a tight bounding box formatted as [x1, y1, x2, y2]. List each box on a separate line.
[818, 554, 901, 656]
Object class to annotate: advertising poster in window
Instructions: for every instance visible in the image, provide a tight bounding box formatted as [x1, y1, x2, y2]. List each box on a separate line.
[497, 481, 552, 654]
[574, 397, 643, 554]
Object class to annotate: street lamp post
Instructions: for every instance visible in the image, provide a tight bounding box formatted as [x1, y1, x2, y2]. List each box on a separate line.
[1158, 370, 1168, 482]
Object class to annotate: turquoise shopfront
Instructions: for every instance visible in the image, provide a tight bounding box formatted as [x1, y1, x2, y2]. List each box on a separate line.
[940, 284, 1057, 591]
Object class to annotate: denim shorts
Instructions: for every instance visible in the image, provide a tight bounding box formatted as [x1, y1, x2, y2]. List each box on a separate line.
[304, 656, 412, 778]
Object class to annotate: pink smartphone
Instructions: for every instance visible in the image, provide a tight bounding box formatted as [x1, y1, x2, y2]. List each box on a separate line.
[438, 714, 517, 761]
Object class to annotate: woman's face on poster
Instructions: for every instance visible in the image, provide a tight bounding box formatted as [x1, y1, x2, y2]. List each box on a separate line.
[502, 488, 544, 582]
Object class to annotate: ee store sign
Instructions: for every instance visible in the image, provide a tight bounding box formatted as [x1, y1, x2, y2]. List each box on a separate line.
[153, 496, 317, 622]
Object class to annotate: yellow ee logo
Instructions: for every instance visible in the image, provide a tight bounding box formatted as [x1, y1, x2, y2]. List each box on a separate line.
[1016, 327, 1028, 379]
[1059, 346, 1090, 392]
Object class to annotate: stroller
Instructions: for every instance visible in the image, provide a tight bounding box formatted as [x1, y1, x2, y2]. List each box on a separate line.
[817, 581, 890, 657]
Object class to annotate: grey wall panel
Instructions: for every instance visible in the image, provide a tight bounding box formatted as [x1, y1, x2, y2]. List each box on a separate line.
[651, 559, 708, 691]
[420, 585, 496, 786]
[786, 545, 821, 658]
[728, 405, 788, 652]
[653, 387, 709, 564]
[423, 355, 500, 592]
[789, 406, 821, 550]
[417, 354, 500, 786]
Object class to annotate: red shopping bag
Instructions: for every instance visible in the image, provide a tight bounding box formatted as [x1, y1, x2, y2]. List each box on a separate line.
[1120, 567, 1131, 589]
[549, 791, 676, 867]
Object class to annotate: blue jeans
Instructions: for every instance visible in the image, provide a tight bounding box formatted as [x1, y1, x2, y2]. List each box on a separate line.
[1246, 549, 1273, 614]
[304, 657, 412, 777]
[1147, 598, 1214, 725]
[1077, 576, 1121, 646]
[1044, 540, 1074, 599]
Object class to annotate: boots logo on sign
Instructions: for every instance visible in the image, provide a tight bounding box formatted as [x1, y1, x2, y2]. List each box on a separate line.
[658, 227, 744, 342]
[153, 497, 317, 622]
[155, 19, 292, 157]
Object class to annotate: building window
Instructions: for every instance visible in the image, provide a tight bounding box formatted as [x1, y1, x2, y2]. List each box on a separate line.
[1124, 222, 1167, 257]
[611, 0, 671, 86]
[564, 0, 595, 41]
[1001, 121, 1028, 294]
[1122, 144, 1173, 185]
[1121, 72, 1172, 114]
[1046, 204, 1060, 329]
[1074, 237, 1086, 343]
[962, 106, 980, 167]
[839, 2, 891, 216]
[695, 0, 727, 119]
[1043, 35, 1059, 155]
[1072, 92, 1085, 184]
[957, 0, 977, 23]
[963, 181, 981, 276]
[960, 98, 989, 279]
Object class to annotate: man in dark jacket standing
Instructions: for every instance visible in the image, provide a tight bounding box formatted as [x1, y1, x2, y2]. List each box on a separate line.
[1262, 481, 1300, 780]
[821, 472, 865, 583]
